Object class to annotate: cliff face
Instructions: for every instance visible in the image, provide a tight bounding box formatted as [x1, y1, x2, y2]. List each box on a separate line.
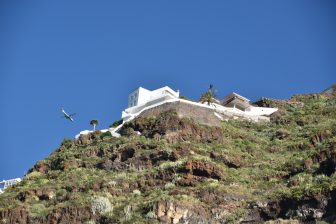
[0, 91, 336, 224]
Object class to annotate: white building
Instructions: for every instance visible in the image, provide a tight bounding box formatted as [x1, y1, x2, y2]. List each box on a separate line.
[221, 92, 278, 116]
[0, 178, 21, 194]
[75, 86, 278, 139]
[122, 86, 180, 121]
[121, 86, 277, 122]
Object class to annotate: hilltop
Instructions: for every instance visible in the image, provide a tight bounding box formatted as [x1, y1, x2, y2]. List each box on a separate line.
[0, 89, 336, 224]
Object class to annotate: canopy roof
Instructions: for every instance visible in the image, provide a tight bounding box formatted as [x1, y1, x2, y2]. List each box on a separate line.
[222, 92, 251, 110]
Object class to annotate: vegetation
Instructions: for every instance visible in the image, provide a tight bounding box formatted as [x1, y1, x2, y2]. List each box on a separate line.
[199, 84, 217, 105]
[0, 90, 335, 223]
[91, 196, 113, 215]
[90, 119, 99, 131]
[109, 119, 123, 128]
[179, 95, 189, 100]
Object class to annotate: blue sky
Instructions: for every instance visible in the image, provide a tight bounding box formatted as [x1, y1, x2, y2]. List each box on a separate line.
[1, 1, 335, 180]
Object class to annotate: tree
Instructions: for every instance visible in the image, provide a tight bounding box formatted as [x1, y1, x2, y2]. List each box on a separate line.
[90, 119, 99, 131]
[199, 84, 217, 106]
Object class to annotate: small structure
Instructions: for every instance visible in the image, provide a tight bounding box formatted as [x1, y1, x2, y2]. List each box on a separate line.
[0, 178, 22, 194]
[222, 92, 251, 111]
[221, 92, 278, 116]
[128, 86, 179, 108]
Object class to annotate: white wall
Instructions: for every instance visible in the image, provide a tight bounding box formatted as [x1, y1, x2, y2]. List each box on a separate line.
[137, 87, 152, 106]
[244, 106, 278, 116]
[128, 87, 151, 108]
[150, 86, 179, 100]
[128, 86, 179, 109]
[122, 95, 177, 120]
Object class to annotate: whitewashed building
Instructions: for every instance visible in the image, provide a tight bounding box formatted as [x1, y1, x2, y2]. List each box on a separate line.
[0, 178, 21, 194]
[221, 92, 278, 116]
[121, 87, 277, 121]
[76, 86, 278, 139]
[122, 86, 180, 121]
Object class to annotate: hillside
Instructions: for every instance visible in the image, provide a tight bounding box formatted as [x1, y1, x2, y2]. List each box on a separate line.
[0, 91, 336, 224]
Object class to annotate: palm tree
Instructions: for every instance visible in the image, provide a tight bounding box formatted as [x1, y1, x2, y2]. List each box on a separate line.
[90, 119, 99, 131]
[200, 91, 215, 105]
[200, 85, 217, 106]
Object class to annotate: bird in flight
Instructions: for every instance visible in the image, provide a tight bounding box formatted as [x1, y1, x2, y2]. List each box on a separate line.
[61, 108, 76, 122]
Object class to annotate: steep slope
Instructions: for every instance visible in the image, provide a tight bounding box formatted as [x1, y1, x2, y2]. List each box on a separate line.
[0, 91, 335, 224]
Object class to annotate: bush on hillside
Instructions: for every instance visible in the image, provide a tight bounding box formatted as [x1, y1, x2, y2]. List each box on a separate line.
[91, 196, 113, 215]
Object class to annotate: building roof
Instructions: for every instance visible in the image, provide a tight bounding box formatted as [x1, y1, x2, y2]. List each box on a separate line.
[222, 92, 251, 110]
[223, 92, 250, 103]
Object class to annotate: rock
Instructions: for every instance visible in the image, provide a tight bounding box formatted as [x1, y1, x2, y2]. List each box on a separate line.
[112, 147, 135, 162]
[150, 150, 176, 165]
[76, 131, 101, 145]
[39, 190, 55, 200]
[153, 201, 191, 224]
[97, 159, 113, 170]
[120, 110, 223, 143]
[181, 160, 224, 180]
[0, 206, 28, 224]
[275, 128, 290, 140]
[210, 152, 245, 168]
[312, 144, 336, 176]
[0, 206, 94, 224]
[310, 130, 332, 146]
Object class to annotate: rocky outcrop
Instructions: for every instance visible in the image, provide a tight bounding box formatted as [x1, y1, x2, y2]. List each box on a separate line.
[210, 151, 246, 168]
[255, 190, 336, 222]
[153, 201, 210, 224]
[120, 110, 223, 143]
[182, 160, 224, 180]
[135, 101, 223, 127]
[254, 97, 305, 109]
[0, 206, 94, 224]
[75, 131, 102, 145]
[0, 207, 28, 224]
[313, 143, 336, 176]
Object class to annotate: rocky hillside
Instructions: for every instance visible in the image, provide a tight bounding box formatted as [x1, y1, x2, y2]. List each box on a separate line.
[0, 91, 336, 224]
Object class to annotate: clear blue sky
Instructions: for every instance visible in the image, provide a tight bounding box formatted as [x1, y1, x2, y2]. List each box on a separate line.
[1, 1, 335, 180]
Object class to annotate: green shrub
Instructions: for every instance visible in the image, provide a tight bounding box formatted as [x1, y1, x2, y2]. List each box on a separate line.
[164, 182, 175, 190]
[56, 189, 68, 201]
[26, 171, 43, 180]
[28, 203, 50, 218]
[100, 131, 112, 140]
[179, 96, 189, 100]
[132, 189, 141, 196]
[61, 138, 73, 148]
[109, 119, 123, 128]
[91, 196, 113, 215]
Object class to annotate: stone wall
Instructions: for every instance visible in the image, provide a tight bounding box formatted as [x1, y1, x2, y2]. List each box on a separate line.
[138, 101, 222, 127]
[137, 101, 270, 127]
